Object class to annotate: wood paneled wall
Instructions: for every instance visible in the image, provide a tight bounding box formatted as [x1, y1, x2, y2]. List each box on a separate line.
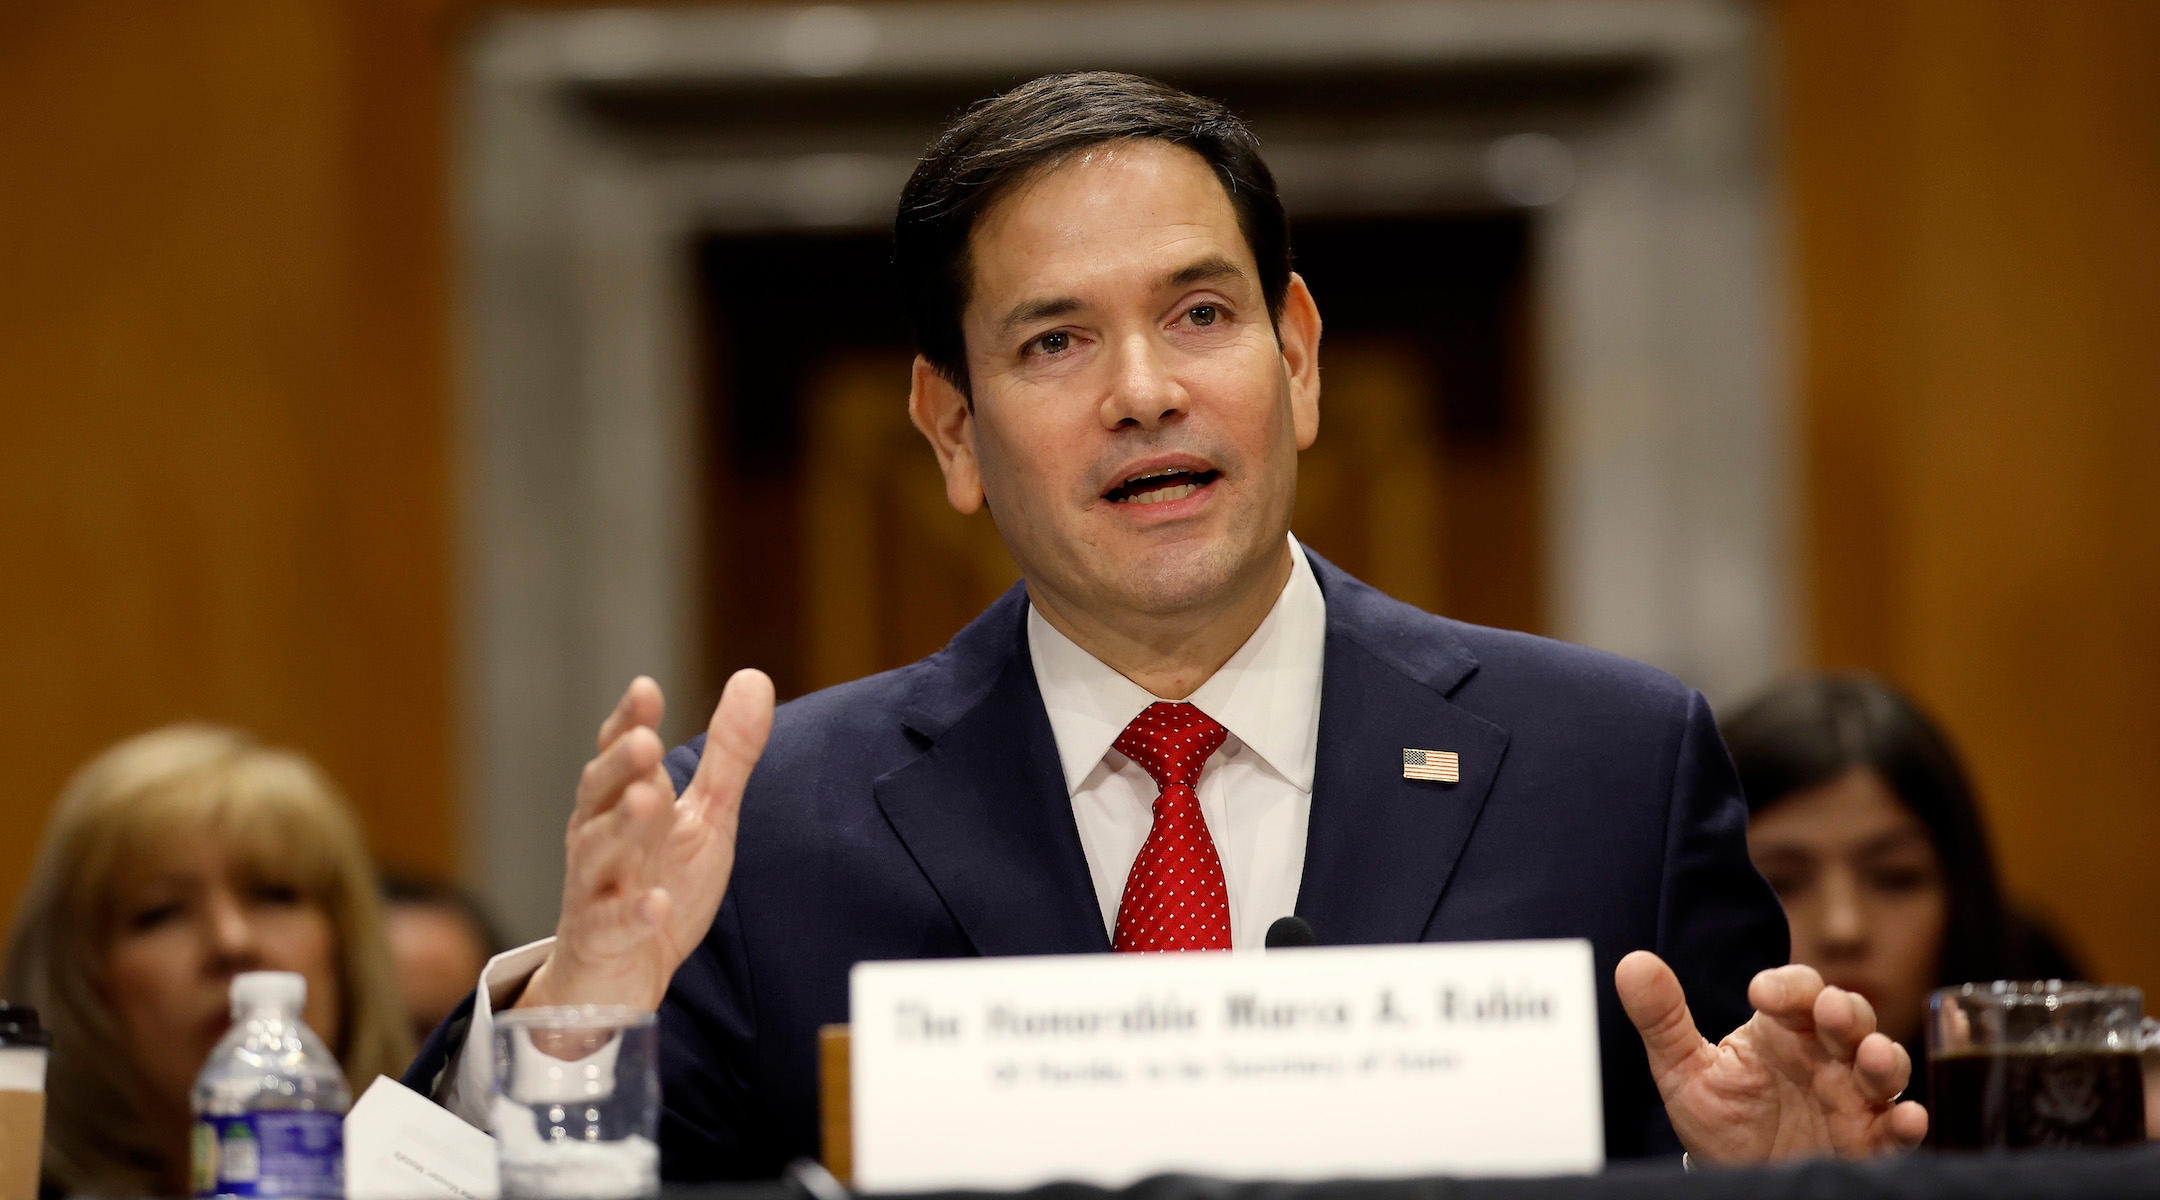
[0, 1, 466, 930]
[6, 0, 2157, 1002]
[1781, 0, 2160, 993]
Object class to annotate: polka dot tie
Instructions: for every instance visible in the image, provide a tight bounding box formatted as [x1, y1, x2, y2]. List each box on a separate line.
[1111, 702, 1231, 952]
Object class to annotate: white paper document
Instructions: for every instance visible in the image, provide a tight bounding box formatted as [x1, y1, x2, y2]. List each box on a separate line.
[346, 1074, 500, 1200]
[851, 939, 1604, 1190]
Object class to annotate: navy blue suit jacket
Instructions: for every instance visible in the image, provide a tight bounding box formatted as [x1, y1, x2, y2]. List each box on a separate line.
[407, 551, 1787, 1178]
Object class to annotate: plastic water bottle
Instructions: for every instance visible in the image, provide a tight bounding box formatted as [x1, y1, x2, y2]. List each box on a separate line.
[190, 972, 348, 1199]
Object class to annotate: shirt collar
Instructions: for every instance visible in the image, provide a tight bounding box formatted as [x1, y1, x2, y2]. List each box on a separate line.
[1025, 535, 1327, 796]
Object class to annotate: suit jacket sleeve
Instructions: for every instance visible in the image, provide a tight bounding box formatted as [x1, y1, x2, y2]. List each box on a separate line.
[1646, 689, 1791, 1144]
[650, 892, 786, 1179]
[649, 738, 789, 1181]
[400, 990, 478, 1099]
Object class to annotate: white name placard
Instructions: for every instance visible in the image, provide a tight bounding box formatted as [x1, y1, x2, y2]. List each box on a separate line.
[850, 939, 1603, 1190]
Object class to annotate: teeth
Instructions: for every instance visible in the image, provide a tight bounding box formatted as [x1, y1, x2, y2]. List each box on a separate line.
[1126, 482, 1198, 505]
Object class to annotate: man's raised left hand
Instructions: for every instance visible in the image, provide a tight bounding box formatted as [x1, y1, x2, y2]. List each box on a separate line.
[1616, 951, 1929, 1164]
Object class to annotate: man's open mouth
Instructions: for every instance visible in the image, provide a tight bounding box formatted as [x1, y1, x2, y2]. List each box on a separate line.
[1104, 466, 1221, 505]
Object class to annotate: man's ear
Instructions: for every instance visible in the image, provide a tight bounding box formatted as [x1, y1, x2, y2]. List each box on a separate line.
[907, 355, 986, 514]
[1278, 272, 1323, 450]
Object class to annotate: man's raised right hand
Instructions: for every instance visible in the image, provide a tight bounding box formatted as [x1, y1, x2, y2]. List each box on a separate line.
[515, 668, 776, 1013]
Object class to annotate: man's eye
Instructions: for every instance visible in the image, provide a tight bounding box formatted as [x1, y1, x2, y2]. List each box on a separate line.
[1029, 330, 1071, 356]
[1187, 305, 1218, 327]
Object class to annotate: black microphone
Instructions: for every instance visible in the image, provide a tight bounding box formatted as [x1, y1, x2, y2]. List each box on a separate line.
[1264, 916, 1317, 949]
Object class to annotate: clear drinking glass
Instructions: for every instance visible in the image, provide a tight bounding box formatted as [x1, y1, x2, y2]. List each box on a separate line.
[1925, 981, 2156, 1150]
[492, 1007, 660, 1198]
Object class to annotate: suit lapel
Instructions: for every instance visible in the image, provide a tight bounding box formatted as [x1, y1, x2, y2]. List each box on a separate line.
[1296, 555, 1510, 945]
[873, 587, 1111, 957]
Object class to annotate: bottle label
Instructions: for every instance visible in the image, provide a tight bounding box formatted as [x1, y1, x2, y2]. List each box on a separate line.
[192, 1112, 344, 1198]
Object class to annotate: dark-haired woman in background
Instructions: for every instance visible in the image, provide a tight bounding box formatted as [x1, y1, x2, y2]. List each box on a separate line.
[1721, 673, 2084, 1109]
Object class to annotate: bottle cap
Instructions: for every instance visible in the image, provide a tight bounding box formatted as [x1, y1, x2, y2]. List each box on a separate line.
[0, 1001, 51, 1048]
[229, 971, 307, 1019]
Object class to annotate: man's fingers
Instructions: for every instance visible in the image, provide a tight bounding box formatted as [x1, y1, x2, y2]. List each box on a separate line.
[574, 726, 665, 821]
[1814, 986, 1880, 1060]
[642, 885, 675, 934]
[1748, 963, 1828, 1029]
[1884, 1099, 1929, 1149]
[568, 778, 675, 894]
[1852, 1032, 1912, 1105]
[685, 669, 776, 814]
[597, 676, 666, 752]
[1615, 950, 1710, 1090]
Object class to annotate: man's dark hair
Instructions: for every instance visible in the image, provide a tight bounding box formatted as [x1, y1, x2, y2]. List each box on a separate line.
[894, 71, 1291, 394]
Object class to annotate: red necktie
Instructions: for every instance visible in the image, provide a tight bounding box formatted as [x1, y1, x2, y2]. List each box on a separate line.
[1111, 702, 1232, 952]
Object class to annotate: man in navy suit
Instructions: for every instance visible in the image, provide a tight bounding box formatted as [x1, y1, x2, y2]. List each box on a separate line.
[407, 72, 1926, 1176]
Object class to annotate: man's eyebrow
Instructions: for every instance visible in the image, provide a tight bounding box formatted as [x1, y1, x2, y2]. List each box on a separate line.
[1165, 255, 1248, 290]
[995, 257, 1249, 336]
[999, 295, 1083, 336]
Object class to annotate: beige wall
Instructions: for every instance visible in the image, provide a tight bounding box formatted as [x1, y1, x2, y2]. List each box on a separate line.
[1782, 0, 2160, 993]
[5, 0, 2158, 1001]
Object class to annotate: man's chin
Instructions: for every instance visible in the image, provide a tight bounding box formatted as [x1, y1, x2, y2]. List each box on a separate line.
[1092, 538, 1270, 616]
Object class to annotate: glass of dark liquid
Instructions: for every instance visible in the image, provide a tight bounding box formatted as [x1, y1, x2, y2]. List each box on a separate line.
[1926, 981, 2155, 1150]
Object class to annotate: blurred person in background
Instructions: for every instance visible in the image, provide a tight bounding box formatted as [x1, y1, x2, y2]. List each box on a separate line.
[1724, 674, 2085, 1109]
[379, 873, 503, 1047]
[2, 725, 413, 1197]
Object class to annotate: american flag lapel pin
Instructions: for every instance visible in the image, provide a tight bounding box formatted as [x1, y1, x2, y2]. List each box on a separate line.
[1402, 748, 1460, 784]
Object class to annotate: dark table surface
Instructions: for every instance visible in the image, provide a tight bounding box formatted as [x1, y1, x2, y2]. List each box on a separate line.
[673, 1149, 2160, 1200]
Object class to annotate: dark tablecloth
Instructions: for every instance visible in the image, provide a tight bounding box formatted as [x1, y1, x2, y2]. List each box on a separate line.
[673, 1149, 2160, 1200]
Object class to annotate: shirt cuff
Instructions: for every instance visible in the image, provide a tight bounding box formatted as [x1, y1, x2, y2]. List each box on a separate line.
[439, 937, 558, 1128]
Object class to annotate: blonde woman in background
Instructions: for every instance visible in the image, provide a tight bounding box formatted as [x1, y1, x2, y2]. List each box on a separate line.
[2, 725, 413, 1196]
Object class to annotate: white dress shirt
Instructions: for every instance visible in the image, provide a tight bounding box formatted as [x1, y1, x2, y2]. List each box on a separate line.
[1028, 534, 1323, 950]
[436, 535, 1327, 1123]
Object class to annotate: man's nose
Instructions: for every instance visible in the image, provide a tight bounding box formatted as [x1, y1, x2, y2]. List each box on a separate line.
[1098, 332, 1188, 431]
